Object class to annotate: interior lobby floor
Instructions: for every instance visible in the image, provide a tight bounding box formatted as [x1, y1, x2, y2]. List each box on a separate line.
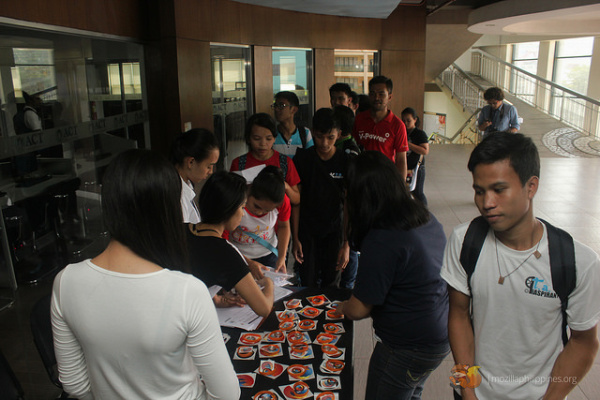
[1, 140, 599, 399]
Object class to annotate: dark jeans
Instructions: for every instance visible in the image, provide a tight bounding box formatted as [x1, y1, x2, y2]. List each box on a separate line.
[253, 252, 278, 269]
[295, 231, 341, 288]
[339, 249, 359, 289]
[365, 340, 450, 400]
[411, 165, 427, 206]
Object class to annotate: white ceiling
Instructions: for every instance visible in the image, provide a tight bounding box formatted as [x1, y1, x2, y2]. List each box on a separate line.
[469, 1, 600, 36]
[229, 0, 406, 19]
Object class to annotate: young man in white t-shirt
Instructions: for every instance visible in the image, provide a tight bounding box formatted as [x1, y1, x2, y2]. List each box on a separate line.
[441, 132, 600, 400]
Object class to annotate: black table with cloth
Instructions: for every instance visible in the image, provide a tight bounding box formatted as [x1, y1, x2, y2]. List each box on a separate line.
[222, 287, 354, 400]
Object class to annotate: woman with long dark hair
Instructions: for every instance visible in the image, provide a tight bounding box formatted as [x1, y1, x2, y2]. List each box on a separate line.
[335, 151, 449, 400]
[188, 170, 275, 317]
[51, 149, 239, 400]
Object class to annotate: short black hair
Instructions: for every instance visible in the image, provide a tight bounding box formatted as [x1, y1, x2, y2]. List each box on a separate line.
[101, 149, 188, 271]
[333, 105, 355, 136]
[346, 151, 429, 249]
[250, 165, 285, 204]
[312, 108, 340, 134]
[170, 128, 219, 166]
[198, 171, 247, 224]
[357, 94, 371, 113]
[468, 132, 540, 186]
[369, 75, 393, 94]
[274, 91, 300, 107]
[350, 91, 359, 106]
[329, 83, 353, 97]
[245, 113, 277, 145]
[483, 87, 504, 101]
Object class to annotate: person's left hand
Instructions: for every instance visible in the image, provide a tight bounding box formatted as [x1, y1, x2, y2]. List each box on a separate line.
[213, 291, 246, 308]
[336, 242, 350, 271]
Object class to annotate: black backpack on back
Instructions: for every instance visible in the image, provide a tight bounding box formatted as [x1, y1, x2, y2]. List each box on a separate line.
[459, 216, 576, 345]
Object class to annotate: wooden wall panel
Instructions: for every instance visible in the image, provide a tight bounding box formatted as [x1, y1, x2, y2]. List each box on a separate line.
[380, 50, 426, 119]
[253, 46, 274, 114]
[315, 49, 335, 110]
[0, 0, 144, 39]
[382, 6, 426, 51]
[177, 38, 213, 131]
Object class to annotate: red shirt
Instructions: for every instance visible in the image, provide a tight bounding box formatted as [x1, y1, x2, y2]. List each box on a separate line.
[230, 150, 301, 187]
[352, 110, 409, 162]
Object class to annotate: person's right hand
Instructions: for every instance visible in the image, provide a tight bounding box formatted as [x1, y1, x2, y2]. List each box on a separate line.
[246, 258, 267, 280]
[292, 239, 304, 264]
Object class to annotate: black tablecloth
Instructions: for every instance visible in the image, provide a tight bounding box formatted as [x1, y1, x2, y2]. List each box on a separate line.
[223, 287, 353, 400]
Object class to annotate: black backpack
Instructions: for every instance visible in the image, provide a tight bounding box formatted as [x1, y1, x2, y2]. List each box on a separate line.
[296, 125, 307, 149]
[459, 216, 576, 345]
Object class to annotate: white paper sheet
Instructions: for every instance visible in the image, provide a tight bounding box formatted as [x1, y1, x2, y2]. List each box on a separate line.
[217, 286, 293, 330]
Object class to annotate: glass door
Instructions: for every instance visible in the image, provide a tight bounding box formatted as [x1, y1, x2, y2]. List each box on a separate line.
[211, 44, 253, 171]
[272, 47, 313, 128]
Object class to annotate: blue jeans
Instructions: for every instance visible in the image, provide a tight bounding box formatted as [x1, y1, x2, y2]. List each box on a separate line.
[365, 341, 450, 400]
[339, 249, 359, 289]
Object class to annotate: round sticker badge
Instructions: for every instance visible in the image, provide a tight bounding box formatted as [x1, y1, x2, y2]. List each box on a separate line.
[267, 330, 285, 342]
[325, 359, 345, 373]
[298, 319, 316, 330]
[315, 333, 336, 345]
[253, 390, 279, 400]
[308, 295, 326, 306]
[279, 320, 296, 331]
[323, 323, 343, 334]
[260, 344, 280, 357]
[290, 344, 310, 358]
[283, 381, 310, 399]
[321, 344, 343, 358]
[239, 333, 262, 345]
[236, 346, 254, 359]
[319, 377, 339, 390]
[237, 374, 255, 387]
[315, 393, 336, 400]
[288, 331, 309, 345]
[288, 364, 309, 380]
[301, 307, 320, 318]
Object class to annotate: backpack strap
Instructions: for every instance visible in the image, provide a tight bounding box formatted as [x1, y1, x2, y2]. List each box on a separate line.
[242, 230, 279, 257]
[278, 153, 288, 179]
[538, 218, 576, 346]
[459, 216, 489, 295]
[297, 125, 307, 148]
[238, 154, 247, 171]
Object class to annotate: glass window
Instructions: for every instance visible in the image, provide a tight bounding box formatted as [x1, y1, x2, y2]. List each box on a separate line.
[334, 50, 379, 94]
[512, 41, 539, 75]
[273, 48, 313, 127]
[553, 37, 594, 95]
[11, 48, 57, 101]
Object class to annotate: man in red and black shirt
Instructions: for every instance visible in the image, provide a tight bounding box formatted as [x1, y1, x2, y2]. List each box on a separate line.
[352, 76, 408, 180]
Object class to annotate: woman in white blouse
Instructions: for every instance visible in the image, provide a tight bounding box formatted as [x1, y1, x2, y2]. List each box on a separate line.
[171, 128, 220, 223]
[51, 149, 239, 400]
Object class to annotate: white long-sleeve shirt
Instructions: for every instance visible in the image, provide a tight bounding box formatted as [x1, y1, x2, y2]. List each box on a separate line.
[51, 259, 240, 400]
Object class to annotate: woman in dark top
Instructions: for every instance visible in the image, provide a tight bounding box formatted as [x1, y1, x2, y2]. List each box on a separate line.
[188, 171, 274, 317]
[334, 151, 449, 400]
[401, 107, 430, 206]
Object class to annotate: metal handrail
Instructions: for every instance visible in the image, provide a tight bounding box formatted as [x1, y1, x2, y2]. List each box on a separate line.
[472, 48, 600, 107]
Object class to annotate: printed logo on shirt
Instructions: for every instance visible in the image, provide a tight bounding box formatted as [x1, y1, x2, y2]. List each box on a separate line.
[524, 276, 558, 299]
[329, 172, 344, 179]
[450, 364, 482, 389]
[357, 131, 388, 143]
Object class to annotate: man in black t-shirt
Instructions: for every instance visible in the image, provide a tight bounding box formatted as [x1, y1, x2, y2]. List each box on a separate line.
[292, 108, 351, 288]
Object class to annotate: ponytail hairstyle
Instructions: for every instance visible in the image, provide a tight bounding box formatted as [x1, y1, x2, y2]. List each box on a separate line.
[170, 128, 219, 167]
[401, 107, 420, 128]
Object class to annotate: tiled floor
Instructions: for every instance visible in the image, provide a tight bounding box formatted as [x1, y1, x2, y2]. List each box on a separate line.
[1, 136, 600, 398]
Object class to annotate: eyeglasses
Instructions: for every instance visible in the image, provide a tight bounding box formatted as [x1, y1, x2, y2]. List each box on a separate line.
[271, 103, 290, 110]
